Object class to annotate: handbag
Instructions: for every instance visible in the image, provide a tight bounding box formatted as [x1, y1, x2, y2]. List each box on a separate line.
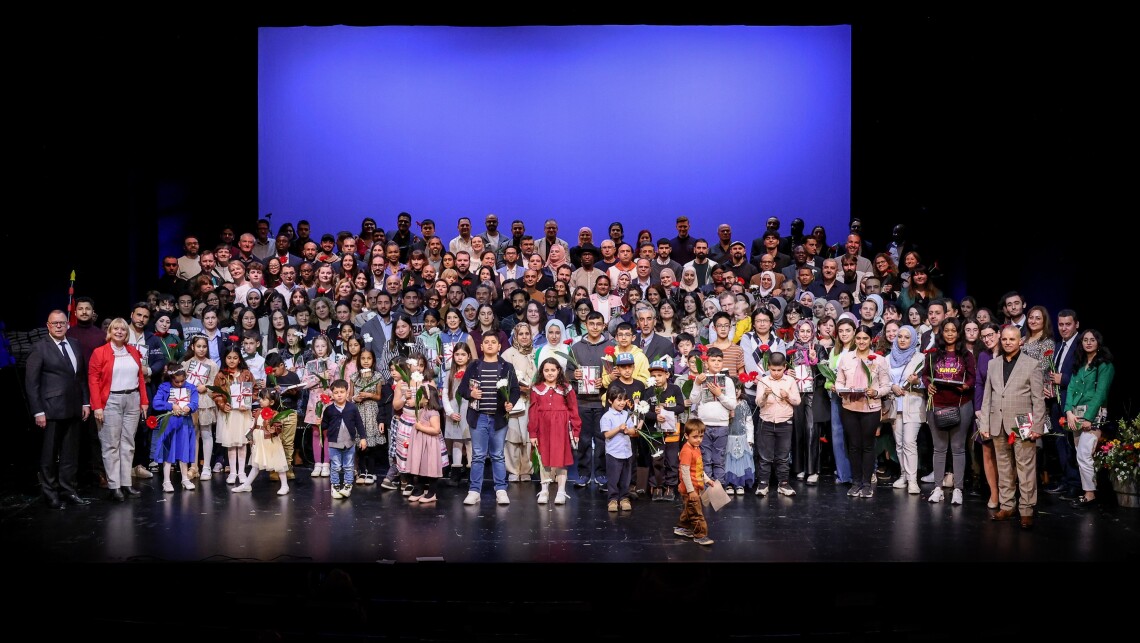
[932, 405, 961, 429]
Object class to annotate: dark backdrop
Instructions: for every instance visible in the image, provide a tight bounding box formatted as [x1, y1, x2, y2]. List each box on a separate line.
[8, 7, 1128, 409]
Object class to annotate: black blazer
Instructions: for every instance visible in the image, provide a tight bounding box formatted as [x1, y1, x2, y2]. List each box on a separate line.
[25, 336, 90, 420]
[457, 359, 521, 430]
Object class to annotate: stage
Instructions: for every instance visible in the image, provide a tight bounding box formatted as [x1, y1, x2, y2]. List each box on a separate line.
[7, 467, 1137, 563]
[6, 468, 1137, 639]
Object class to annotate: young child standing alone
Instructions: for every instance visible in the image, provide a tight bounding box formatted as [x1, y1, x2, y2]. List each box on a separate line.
[676, 419, 714, 546]
[321, 379, 366, 499]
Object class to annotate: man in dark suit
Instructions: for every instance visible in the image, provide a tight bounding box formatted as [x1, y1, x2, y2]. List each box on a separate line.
[25, 310, 92, 508]
[1044, 309, 1082, 498]
[634, 307, 674, 364]
[979, 325, 1046, 529]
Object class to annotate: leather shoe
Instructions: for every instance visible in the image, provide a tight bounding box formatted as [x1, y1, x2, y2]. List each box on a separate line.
[108, 489, 125, 503]
[991, 509, 1015, 521]
[122, 486, 142, 497]
[1020, 515, 1034, 529]
[62, 493, 90, 506]
[45, 496, 63, 510]
[1042, 482, 1064, 494]
[1061, 486, 1082, 499]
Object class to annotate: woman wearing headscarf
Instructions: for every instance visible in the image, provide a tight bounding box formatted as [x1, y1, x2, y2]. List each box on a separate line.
[501, 321, 539, 483]
[534, 320, 571, 370]
[459, 297, 479, 333]
[545, 243, 570, 277]
[678, 265, 700, 295]
[886, 324, 925, 494]
[788, 318, 827, 484]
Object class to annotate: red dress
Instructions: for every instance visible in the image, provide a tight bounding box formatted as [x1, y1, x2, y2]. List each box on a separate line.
[527, 383, 582, 468]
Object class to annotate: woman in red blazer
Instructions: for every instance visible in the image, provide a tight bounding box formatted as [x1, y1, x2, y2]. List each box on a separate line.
[88, 318, 150, 501]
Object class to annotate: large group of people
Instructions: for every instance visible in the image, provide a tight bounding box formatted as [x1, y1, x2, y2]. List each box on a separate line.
[25, 213, 1116, 542]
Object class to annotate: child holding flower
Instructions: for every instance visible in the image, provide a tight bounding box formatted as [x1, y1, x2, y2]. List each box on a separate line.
[212, 347, 254, 486]
[232, 388, 291, 495]
[301, 335, 340, 478]
[152, 364, 199, 492]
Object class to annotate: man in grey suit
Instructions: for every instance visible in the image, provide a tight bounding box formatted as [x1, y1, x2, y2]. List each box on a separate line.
[979, 325, 1046, 529]
[25, 310, 91, 508]
[634, 307, 674, 364]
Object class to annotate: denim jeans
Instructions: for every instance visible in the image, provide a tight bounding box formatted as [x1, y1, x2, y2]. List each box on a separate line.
[576, 406, 606, 483]
[470, 414, 508, 492]
[329, 445, 356, 487]
[700, 425, 728, 483]
[829, 395, 853, 483]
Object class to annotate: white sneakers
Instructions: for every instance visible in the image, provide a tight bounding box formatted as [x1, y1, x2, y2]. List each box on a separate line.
[554, 492, 568, 505]
[200, 469, 212, 481]
[908, 480, 921, 495]
[928, 487, 945, 503]
[496, 490, 511, 505]
[133, 465, 153, 479]
[463, 491, 480, 505]
[943, 473, 954, 488]
[341, 484, 352, 497]
[537, 490, 549, 504]
[162, 481, 175, 493]
[277, 486, 290, 495]
[212, 462, 224, 473]
[893, 476, 909, 489]
[226, 473, 238, 485]
[776, 485, 796, 497]
[331, 486, 344, 499]
[508, 474, 520, 482]
[806, 474, 819, 485]
[920, 472, 936, 483]
[232, 483, 252, 493]
[951, 489, 963, 505]
[756, 485, 769, 497]
[312, 463, 328, 477]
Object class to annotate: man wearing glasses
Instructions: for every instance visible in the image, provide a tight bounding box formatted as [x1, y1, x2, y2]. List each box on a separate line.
[26, 311, 91, 508]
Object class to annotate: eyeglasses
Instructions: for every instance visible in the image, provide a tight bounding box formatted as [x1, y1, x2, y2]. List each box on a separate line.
[48, 321, 68, 327]
[715, 323, 732, 329]
[981, 333, 997, 339]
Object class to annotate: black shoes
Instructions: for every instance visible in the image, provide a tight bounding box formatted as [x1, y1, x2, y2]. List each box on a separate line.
[122, 486, 142, 497]
[45, 495, 63, 510]
[61, 493, 90, 506]
[109, 489, 125, 503]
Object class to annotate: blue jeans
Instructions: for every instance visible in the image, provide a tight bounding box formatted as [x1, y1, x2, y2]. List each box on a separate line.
[329, 445, 356, 487]
[700, 425, 728, 483]
[830, 394, 853, 483]
[470, 414, 507, 492]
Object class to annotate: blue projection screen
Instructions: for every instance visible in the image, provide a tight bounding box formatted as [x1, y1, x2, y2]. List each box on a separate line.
[258, 25, 850, 243]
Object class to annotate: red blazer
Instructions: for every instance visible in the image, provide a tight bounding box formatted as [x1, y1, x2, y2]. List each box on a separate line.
[88, 343, 150, 411]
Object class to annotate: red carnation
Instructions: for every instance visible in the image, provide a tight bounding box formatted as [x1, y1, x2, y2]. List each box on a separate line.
[786, 348, 797, 354]
[737, 277, 745, 284]
[867, 354, 878, 361]
[320, 393, 332, 405]
[820, 436, 828, 444]
[671, 281, 680, 288]
[146, 416, 159, 429]
[759, 344, 770, 352]
[168, 343, 178, 349]
[1008, 433, 1017, 446]
[261, 407, 276, 421]
[923, 348, 937, 354]
[228, 334, 239, 342]
[564, 339, 573, 345]
[462, 280, 472, 287]
[604, 346, 616, 356]
[1043, 349, 1054, 357]
[454, 370, 465, 379]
